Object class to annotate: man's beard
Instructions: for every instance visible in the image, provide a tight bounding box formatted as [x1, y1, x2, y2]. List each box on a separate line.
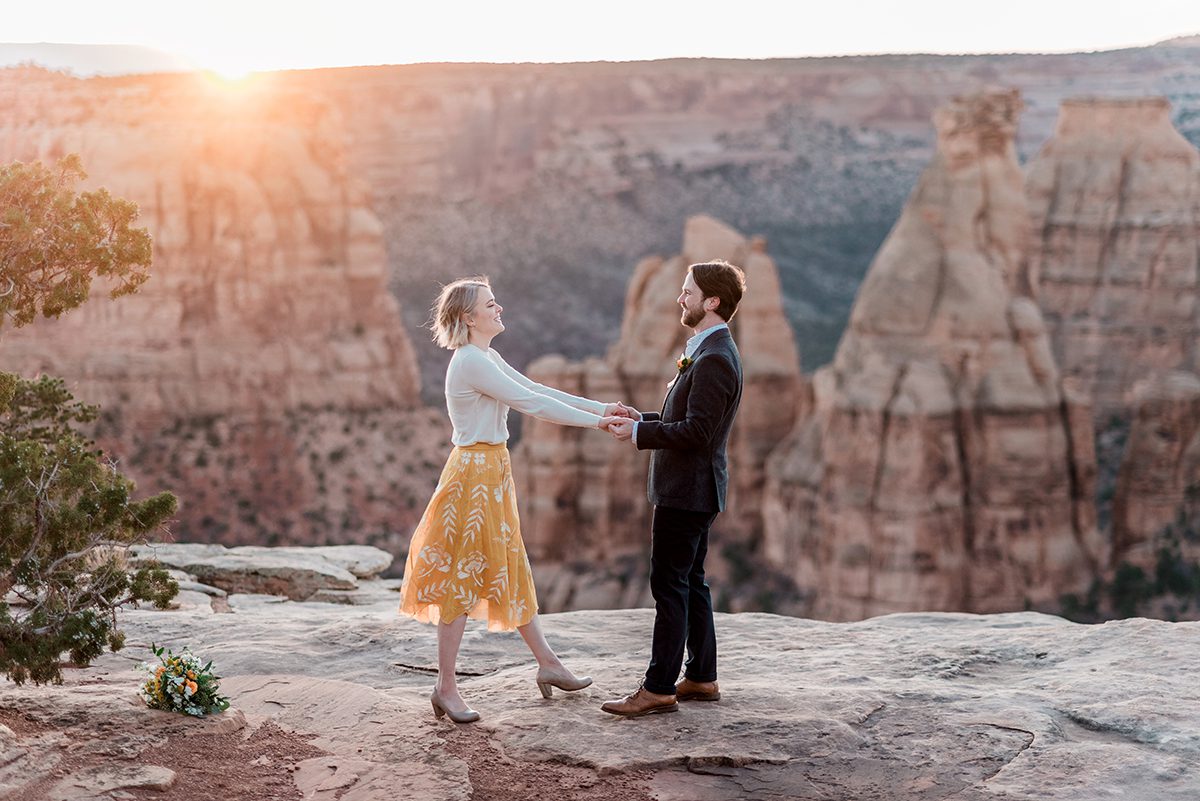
[681, 304, 706, 328]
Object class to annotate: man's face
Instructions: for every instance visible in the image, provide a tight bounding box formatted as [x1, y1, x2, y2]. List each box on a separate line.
[678, 272, 708, 328]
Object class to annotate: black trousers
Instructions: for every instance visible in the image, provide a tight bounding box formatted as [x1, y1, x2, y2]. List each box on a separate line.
[643, 505, 719, 696]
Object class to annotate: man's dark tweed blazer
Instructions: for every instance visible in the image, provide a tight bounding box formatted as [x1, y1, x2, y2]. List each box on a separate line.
[635, 327, 743, 513]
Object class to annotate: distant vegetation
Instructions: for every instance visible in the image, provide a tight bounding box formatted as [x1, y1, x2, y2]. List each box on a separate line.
[1061, 497, 1200, 623]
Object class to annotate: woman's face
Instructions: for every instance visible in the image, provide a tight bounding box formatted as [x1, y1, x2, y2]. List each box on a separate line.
[466, 288, 505, 339]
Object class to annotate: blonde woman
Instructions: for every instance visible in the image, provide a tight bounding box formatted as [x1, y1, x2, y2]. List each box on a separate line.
[399, 276, 625, 723]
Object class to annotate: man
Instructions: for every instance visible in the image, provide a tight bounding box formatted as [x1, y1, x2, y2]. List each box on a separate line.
[602, 259, 745, 718]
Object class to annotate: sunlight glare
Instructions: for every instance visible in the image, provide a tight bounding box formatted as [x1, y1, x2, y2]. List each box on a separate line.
[199, 68, 260, 93]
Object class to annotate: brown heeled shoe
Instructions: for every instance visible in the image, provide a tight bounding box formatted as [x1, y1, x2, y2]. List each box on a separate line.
[430, 689, 481, 723]
[535, 666, 593, 699]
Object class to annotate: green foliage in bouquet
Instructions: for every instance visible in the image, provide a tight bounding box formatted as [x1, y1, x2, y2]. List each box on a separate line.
[138, 644, 230, 717]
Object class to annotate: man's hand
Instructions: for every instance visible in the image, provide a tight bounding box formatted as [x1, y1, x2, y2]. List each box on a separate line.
[608, 418, 634, 442]
[615, 402, 642, 421]
[605, 402, 639, 419]
[598, 415, 625, 432]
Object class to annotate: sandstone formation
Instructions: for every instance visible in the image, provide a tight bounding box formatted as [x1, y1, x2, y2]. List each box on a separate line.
[763, 91, 1102, 620]
[1024, 98, 1200, 416]
[129, 543, 394, 600]
[3, 547, 1199, 801]
[294, 47, 1200, 385]
[0, 68, 420, 417]
[0, 68, 443, 552]
[512, 215, 801, 610]
[1111, 371, 1200, 570]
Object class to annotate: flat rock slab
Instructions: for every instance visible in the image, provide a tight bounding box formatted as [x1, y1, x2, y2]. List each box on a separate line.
[129, 543, 393, 600]
[49, 763, 176, 800]
[5, 576, 1200, 800]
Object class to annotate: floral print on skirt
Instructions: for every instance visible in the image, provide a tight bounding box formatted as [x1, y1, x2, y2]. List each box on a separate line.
[398, 442, 537, 631]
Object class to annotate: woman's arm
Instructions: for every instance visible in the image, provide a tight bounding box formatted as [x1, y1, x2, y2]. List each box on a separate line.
[490, 350, 608, 415]
[461, 349, 605, 429]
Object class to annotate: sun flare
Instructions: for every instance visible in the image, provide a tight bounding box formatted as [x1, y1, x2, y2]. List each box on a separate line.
[199, 69, 262, 95]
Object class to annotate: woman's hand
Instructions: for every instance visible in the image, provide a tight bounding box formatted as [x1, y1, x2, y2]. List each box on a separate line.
[614, 402, 641, 421]
[604, 402, 641, 419]
[598, 415, 624, 431]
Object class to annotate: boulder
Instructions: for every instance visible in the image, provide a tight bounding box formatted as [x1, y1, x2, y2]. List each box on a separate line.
[129, 543, 395, 600]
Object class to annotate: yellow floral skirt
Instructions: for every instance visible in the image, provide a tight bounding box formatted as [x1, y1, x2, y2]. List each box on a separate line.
[398, 442, 538, 632]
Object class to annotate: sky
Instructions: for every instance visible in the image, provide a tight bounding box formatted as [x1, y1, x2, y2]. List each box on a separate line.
[6, 0, 1200, 78]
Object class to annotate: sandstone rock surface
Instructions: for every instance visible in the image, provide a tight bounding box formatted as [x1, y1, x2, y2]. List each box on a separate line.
[763, 91, 1102, 620]
[2, 559, 1197, 801]
[1025, 97, 1200, 416]
[130, 543, 394, 600]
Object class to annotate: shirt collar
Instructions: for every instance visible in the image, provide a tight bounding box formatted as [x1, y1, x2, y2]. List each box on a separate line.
[684, 322, 728, 359]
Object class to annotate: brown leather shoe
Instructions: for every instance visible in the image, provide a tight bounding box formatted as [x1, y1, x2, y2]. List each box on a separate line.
[600, 686, 678, 718]
[675, 678, 720, 702]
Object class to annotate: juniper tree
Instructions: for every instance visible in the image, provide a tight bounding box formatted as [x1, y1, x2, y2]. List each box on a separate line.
[0, 154, 152, 328]
[0, 156, 177, 685]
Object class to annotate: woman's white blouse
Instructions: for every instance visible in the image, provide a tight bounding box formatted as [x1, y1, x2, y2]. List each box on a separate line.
[445, 344, 605, 446]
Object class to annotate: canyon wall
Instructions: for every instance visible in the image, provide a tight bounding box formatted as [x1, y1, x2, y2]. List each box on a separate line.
[1025, 98, 1200, 416]
[1111, 372, 1200, 571]
[287, 43, 1200, 383]
[0, 67, 444, 552]
[1024, 99, 1200, 583]
[762, 91, 1102, 620]
[4, 53, 1200, 613]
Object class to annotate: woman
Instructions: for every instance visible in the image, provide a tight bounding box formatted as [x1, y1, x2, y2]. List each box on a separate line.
[398, 276, 624, 723]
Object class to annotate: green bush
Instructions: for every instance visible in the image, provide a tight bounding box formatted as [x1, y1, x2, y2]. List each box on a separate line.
[0, 374, 178, 684]
[0, 155, 177, 685]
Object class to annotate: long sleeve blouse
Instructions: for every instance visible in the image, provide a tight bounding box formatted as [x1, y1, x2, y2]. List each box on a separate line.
[445, 344, 605, 446]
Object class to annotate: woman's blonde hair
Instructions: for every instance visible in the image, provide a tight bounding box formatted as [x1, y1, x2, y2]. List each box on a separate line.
[430, 276, 491, 349]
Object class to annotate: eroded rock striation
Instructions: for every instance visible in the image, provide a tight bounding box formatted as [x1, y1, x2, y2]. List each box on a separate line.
[1111, 371, 1200, 570]
[763, 91, 1102, 620]
[1024, 98, 1200, 416]
[0, 68, 442, 551]
[512, 215, 801, 609]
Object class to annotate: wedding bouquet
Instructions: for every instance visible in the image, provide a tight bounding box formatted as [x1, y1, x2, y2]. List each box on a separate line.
[137, 644, 230, 717]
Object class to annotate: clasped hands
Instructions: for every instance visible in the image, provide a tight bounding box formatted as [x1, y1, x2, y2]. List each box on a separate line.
[598, 402, 640, 442]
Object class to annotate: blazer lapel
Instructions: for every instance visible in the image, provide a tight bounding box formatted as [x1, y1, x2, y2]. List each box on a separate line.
[660, 328, 731, 411]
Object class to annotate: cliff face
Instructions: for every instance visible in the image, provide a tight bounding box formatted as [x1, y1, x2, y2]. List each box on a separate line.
[762, 92, 1102, 620]
[0, 68, 441, 551]
[512, 215, 801, 610]
[1025, 98, 1200, 416]
[294, 47, 1200, 380]
[1112, 372, 1200, 570]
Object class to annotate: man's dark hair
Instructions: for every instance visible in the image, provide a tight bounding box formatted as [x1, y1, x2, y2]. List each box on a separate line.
[689, 260, 746, 322]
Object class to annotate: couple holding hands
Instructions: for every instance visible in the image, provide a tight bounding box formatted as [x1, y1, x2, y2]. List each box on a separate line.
[398, 260, 746, 722]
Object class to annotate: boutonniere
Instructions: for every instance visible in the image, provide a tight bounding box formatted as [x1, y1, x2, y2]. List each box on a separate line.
[675, 355, 693, 374]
